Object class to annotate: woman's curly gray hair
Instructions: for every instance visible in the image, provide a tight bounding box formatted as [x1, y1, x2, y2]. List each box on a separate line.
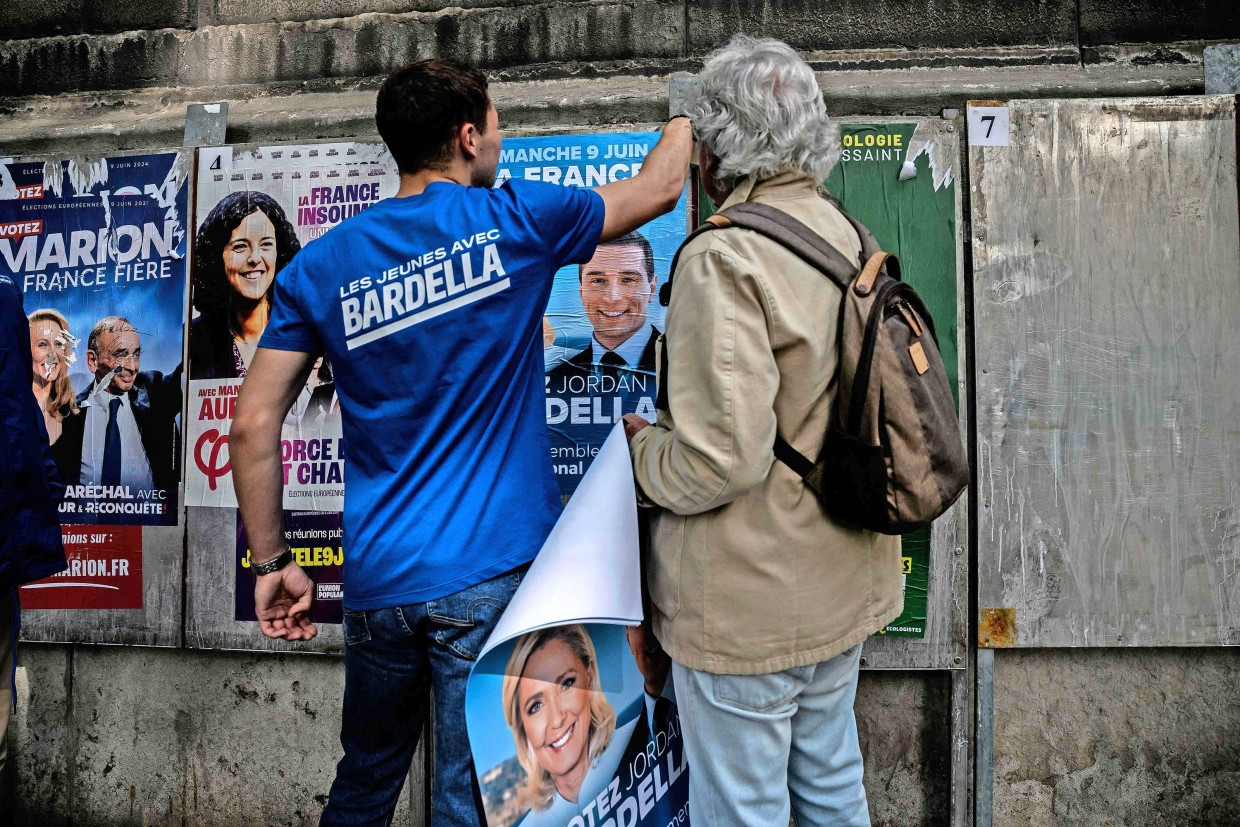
[686, 35, 835, 183]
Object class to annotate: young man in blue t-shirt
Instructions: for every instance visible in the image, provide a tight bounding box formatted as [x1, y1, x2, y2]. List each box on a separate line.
[229, 59, 692, 825]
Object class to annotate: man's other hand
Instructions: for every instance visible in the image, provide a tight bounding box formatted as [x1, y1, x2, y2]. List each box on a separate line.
[622, 413, 652, 442]
[254, 564, 319, 641]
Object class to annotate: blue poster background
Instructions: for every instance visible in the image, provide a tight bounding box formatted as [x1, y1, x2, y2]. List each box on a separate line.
[0, 152, 190, 525]
[496, 133, 687, 497]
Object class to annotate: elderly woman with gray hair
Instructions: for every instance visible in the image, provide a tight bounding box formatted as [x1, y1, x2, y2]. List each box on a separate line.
[622, 35, 900, 827]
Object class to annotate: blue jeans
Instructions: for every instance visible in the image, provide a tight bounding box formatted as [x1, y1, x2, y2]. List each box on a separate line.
[320, 566, 524, 827]
[672, 644, 870, 827]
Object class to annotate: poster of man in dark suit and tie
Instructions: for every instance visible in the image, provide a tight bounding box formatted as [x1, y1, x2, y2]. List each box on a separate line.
[489, 131, 685, 497]
[51, 315, 182, 523]
[544, 229, 666, 496]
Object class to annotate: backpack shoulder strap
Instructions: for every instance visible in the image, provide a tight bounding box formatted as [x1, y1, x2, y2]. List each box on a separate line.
[712, 201, 858, 291]
[669, 200, 874, 488]
[823, 197, 903, 283]
[712, 201, 904, 487]
[659, 213, 733, 306]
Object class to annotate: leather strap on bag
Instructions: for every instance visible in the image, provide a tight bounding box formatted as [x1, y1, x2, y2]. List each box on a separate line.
[661, 198, 899, 306]
[854, 251, 893, 296]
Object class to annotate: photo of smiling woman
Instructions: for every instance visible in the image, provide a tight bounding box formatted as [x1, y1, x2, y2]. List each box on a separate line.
[27, 309, 79, 446]
[189, 191, 301, 379]
[502, 625, 635, 825]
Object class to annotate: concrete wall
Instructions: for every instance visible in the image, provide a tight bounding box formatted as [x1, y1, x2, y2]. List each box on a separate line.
[993, 649, 1240, 826]
[4, 645, 950, 826]
[11, 646, 1239, 825]
[4, 645, 425, 826]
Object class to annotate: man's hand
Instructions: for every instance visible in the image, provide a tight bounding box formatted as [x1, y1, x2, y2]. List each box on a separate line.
[234, 347, 318, 641]
[596, 117, 693, 242]
[622, 413, 652, 442]
[254, 564, 318, 641]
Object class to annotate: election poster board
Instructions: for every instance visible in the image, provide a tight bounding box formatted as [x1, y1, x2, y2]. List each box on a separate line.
[824, 122, 960, 641]
[185, 142, 400, 513]
[467, 426, 690, 827]
[496, 133, 688, 497]
[20, 525, 144, 610]
[695, 119, 967, 661]
[0, 151, 191, 527]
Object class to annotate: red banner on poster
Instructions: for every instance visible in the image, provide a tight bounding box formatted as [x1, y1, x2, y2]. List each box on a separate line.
[19, 525, 143, 609]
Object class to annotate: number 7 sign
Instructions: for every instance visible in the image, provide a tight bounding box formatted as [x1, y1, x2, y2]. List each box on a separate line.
[968, 105, 1010, 147]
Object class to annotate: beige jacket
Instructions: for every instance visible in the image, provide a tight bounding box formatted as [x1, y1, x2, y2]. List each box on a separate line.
[630, 170, 903, 675]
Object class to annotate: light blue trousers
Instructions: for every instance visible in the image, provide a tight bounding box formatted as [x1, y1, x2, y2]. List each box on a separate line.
[672, 644, 870, 827]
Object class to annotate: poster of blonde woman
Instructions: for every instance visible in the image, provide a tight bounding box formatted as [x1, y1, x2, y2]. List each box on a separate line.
[465, 427, 690, 827]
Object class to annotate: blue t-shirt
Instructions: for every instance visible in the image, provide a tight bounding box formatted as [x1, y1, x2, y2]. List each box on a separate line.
[261, 179, 605, 609]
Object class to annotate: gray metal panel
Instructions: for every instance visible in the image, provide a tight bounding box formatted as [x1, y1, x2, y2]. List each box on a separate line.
[183, 103, 228, 148]
[1204, 45, 1240, 94]
[861, 497, 969, 670]
[668, 77, 699, 119]
[971, 96, 1240, 647]
[975, 648, 994, 826]
[950, 664, 972, 827]
[186, 506, 344, 653]
[847, 116, 969, 671]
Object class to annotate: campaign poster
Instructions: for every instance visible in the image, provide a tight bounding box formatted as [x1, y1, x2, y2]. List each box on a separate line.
[185, 142, 400, 511]
[827, 122, 958, 638]
[235, 510, 344, 624]
[496, 133, 688, 498]
[19, 525, 143, 610]
[467, 427, 690, 827]
[471, 624, 689, 827]
[0, 151, 190, 526]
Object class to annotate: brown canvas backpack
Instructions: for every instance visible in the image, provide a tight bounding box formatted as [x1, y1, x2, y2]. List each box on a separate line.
[662, 199, 968, 535]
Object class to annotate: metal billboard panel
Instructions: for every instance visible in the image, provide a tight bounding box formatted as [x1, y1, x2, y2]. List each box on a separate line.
[8, 147, 194, 647]
[184, 139, 395, 653]
[971, 96, 1240, 647]
[828, 117, 969, 670]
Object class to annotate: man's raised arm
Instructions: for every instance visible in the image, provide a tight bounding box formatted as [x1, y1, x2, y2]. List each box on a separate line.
[232, 346, 319, 641]
[596, 117, 694, 241]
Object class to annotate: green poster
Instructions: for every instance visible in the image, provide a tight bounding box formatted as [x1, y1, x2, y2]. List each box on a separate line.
[698, 121, 960, 639]
[829, 122, 958, 638]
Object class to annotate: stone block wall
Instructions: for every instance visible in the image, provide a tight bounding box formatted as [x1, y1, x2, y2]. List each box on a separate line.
[2, 1, 1239, 98]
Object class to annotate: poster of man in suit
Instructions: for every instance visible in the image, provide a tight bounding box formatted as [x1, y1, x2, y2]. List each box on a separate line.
[496, 133, 687, 497]
[0, 151, 190, 527]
